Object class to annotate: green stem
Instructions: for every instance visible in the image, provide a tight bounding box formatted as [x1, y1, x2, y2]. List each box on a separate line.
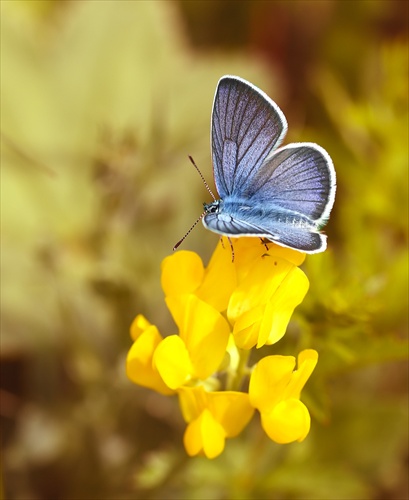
[227, 348, 251, 392]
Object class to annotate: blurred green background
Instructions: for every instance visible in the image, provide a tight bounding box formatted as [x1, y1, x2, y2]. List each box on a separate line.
[1, 1, 408, 499]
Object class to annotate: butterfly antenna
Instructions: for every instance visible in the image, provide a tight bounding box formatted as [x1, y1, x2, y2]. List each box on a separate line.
[189, 155, 216, 201]
[173, 209, 207, 251]
[173, 156, 216, 251]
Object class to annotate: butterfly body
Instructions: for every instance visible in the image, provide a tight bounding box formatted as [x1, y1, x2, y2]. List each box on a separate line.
[202, 75, 336, 253]
[204, 195, 323, 252]
[204, 198, 317, 232]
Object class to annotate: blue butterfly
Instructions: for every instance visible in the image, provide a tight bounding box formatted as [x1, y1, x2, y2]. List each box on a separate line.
[177, 75, 336, 253]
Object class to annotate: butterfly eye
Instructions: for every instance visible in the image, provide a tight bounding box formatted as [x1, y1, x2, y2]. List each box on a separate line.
[204, 201, 219, 214]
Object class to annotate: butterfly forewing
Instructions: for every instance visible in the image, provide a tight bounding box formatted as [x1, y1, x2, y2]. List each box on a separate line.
[211, 76, 287, 197]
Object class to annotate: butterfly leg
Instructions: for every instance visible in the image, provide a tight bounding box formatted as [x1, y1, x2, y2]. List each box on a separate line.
[220, 236, 235, 261]
[260, 238, 270, 251]
[228, 237, 235, 262]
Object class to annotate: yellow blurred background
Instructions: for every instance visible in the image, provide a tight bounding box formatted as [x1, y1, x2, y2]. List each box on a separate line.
[1, 1, 408, 499]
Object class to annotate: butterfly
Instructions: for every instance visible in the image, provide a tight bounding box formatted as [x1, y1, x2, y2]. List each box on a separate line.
[175, 75, 336, 253]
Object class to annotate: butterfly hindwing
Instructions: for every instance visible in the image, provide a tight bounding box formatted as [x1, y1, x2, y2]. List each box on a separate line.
[241, 143, 336, 223]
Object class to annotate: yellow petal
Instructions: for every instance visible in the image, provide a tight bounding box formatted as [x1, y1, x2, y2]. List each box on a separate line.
[249, 355, 296, 412]
[233, 238, 306, 281]
[261, 242, 306, 266]
[264, 267, 309, 346]
[130, 314, 152, 341]
[196, 238, 236, 311]
[232, 238, 274, 282]
[161, 251, 204, 297]
[166, 294, 231, 379]
[126, 326, 173, 395]
[298, 349, 319, 366]
[178, 386, 207, 422]
[228, 257, 295, 323]
[153, 335, 193, 390]
[232, 306, 264, 350]
[228, 258, 309, 349]
[283, 349, 319, 400]
[178, 386, 253, 439]
[261, 399, 311, 443]
[257, 302, 276, 347]
[182, 295, 231, 379]
[165, 295, 189, 331]
[183, 408, 226, 459]
[208, 391, 254, 437]
[234, 237, 306, 267]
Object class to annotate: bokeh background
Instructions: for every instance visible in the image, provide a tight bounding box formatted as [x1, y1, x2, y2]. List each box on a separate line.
[1, 1, 408, 499]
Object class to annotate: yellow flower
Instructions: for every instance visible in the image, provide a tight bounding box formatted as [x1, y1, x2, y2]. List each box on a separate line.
[161, 245, 236, 312]
[127, 297, 230, 393]
[249, 349, 318, 443]
[126, 315, 174, 395]
[153, 294, 230, 390]
[126, 239, 316, 458]
[161, 237, 309, 350]
[227, 238, 308, 349]
[178, 385, 255, 459]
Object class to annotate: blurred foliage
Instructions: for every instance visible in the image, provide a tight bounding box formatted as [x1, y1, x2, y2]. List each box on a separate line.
[1, 1, 408, 499]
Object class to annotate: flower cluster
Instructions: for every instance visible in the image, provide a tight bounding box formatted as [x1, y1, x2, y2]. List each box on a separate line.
[126, 237, 318, 459]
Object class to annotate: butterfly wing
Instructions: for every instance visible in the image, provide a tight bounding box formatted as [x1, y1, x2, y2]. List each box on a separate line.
[203, 143, 336, 253]
[242, 142, 336, 223]
[211, 75, 287, 198]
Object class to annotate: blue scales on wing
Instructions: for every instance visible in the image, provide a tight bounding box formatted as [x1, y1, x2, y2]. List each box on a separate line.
[211, 76, 287, 197]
